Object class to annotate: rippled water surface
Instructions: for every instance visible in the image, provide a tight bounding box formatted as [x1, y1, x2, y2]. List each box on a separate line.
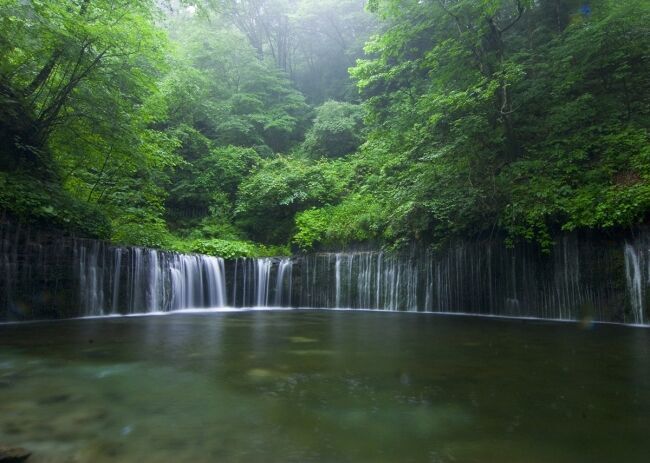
[1, 310, 649, 462]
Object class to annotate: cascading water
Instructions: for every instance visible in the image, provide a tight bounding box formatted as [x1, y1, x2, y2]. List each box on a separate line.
[228, 257, 293, 307]
[76, 241, 227, 316]
[275, 259, 293, 306]
[624, 239, 648, 325]
[302, 252, 420, 311]
[67, 239, 650, 324]
[1, 218, 648, 324]
[283, 236, 639, 322]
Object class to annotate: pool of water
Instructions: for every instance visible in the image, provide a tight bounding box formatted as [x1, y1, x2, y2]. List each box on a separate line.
[0, 310, 649, 462]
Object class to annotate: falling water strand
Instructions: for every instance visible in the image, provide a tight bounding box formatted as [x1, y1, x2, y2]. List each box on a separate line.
[624, 242, 645, 325]
[274, 259, 293, 306]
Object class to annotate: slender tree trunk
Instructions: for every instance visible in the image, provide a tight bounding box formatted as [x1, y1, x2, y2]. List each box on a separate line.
[23, 0, 92, 98]
[555, 0, 562, 33]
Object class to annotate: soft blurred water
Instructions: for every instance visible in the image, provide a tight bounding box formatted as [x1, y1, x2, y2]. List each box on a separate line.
[0, 310, 649, 462]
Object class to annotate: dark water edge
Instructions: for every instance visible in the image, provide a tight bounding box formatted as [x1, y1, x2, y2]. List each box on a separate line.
[2, 220, 650, 324]
[1, 310, 649, 463]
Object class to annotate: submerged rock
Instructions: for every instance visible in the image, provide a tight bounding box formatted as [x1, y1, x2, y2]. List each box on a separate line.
[0, 445, 31, 462]
[287, 336, 318, 344]
[50, 408, 109, 430]
[247, 368, 275, 379]
[74, 439, 124, 462]
[37, 394, 71, 405]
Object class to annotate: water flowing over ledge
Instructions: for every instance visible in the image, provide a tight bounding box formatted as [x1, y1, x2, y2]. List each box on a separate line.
[77, 242, 226, 316]
[1, 222, 648, 324]
[279, 238, 646, 324]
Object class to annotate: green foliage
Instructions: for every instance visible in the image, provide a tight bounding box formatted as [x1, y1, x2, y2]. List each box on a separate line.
[1, 0, 648, 258]
[170, 24, 311, 153]
[188, 239, 290, 259]
[156, 21, 312, 242]
[293, 193, 384, 250]
[0, 0, 173, 242]
[198, 0, 376, 104]
[290, 0, 377, 103]
[236, 156, 354, 243]
[0, 172, 111, 238]
[501, 127, 650, 249]
[303, 101, 364, 158]
[165, 143, 262, 226]
[345, 0, 650, 250]
[496, 1, 650, 246]
[1, 0, 167, 170]
[111, 217, 171, 249]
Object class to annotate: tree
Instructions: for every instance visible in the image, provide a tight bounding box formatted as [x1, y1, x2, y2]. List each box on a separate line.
[302, 101, 364, 158]
[171, 21, 311, 152]
[289, 0, 377, 103]
[235, 156, 352, 242]
[0, 0, 172, 242]
[154, 18, 311, 236]
[310, 0, 650, 249]
[198, 0, 377, 103]
[0, 0, 166, 174]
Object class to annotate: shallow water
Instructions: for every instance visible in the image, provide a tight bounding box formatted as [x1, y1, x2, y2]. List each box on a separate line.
[0, 310, 649, 463]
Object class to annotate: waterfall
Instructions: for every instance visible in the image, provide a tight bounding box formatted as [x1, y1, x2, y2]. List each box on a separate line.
[230, 257, 293, 307]
[335, 254, 342, 308]
[1, 217, 649, 324]
[76, 241, 105, 317]
[205, 256, 227, 308]
[256, 258, 271, 306]
[148, 250, 161, 312]
[295, 251, 422, 312]
[66, 240, 648, 323]
[111, 250, 122, 314]
[298, 252, 409, 311]
[285, 240, 642, 322]
[624, 241, 647, 325]
[75, 241, 227, 316]
[274, 259, 293, 306]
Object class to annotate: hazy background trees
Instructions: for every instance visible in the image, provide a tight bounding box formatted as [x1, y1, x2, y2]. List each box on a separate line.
[198, 0, 377, 102]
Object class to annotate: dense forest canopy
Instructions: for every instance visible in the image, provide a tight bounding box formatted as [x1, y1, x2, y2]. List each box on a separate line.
[0, 0, 648, 256]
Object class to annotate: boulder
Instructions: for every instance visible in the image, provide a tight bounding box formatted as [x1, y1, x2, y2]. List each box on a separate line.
[0, 446, 31, 462]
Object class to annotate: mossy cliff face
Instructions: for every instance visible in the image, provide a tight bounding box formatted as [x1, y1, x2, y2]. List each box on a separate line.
[0, 220, 80, 321]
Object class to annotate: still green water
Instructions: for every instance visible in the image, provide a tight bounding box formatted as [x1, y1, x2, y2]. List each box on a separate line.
[0, 310, 648, 463]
